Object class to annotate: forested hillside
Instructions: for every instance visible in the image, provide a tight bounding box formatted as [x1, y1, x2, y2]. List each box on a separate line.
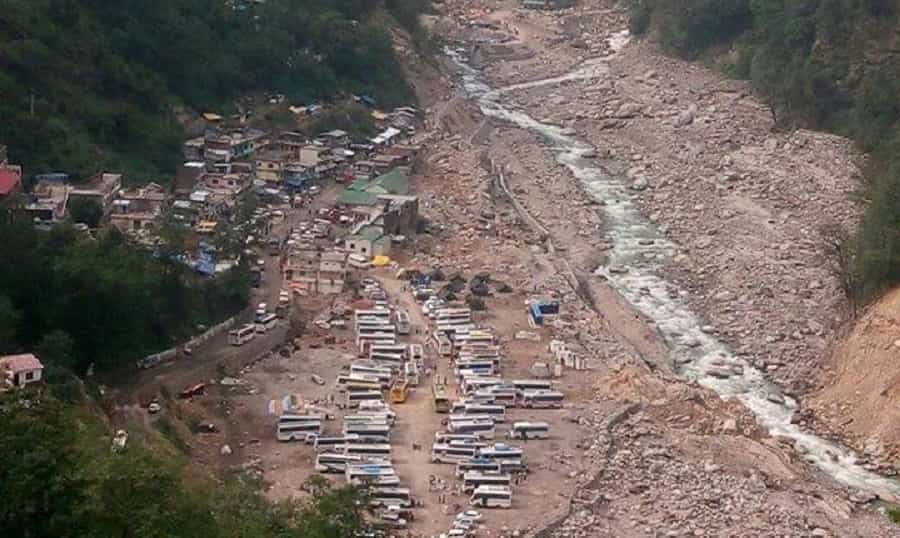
[0, 392, 367, 538]
[0, 0, 427, 180]
[628, 0, 900, 300]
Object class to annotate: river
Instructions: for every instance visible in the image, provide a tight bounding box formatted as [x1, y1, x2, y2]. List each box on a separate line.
[446, 35, 900, 503]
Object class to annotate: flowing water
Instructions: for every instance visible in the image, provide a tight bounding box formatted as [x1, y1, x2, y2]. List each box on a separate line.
[446, 36, 900, 502]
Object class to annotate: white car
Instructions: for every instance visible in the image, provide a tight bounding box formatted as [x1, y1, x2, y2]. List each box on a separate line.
[456, 511, 482, 522]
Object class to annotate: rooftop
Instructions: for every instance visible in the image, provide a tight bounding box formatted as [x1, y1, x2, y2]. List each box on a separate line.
[353, 225, 385, 242]
[0, 166, 22, 195]
[0, 353, 44, 374]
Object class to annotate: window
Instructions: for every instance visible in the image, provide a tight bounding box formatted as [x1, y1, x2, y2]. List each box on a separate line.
[362, 247, 368, 254]
[25, 371, 34, 381]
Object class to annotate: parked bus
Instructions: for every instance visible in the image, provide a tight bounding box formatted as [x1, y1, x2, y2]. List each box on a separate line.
[463, 404, 506, 423]
[343, 414, 390, 425]
[512, 380, 553, 392]
[432, 331, 453, 357]
[435, 432, 484, 445]
[337, 375, 384, 391]
[346, 466, 398, 485]
[343, 423, 392, 439]
[228, 324, 256, 346]
[519, 390, 565, 409]
[278, 413, 326, 422]
[315, 453, 362, 473]
[369, 487, 413, 509]
[462, 471, 512, 492]
[434, 308, 472, 324]
[431, 443, 478, 464]
[455, 458, 502, 478]
[476, 389, 517, 407]
[344, 443, 392, 459]
[255, 313, 278, 333]
[395, 310, 411, 335]
[345, 391, 384, 408]
[469, 486, 512, 509]
[461, 377, 504, 396]
[276, 421, 322, 442]
[448, 419, 495, 439]
[476, 443, 524, 462]
[432, 383, 451, 414]
[408, 344, 424, 361]
[314, 435, 359, 452]
[404, 361, 420, 386]
[508, 422, 550, 440]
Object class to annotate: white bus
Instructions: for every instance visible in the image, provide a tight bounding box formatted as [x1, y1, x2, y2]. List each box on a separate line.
[395, 310, 411, 335]
[455, 458, 502, 478]
[434, 308, 472, 324]
[345, 391, 384, 408]
[354, 309, 391, 322]
[315, 453, 362, 473]
[455, 360, 496, 377]
[343, 423, 392, 439]
[279, 413, 326, 423]
[512, 380, 553, 392]
[463, 404, 506, 423]
[508, 422, 550, 440]
[404, 361, 419, 386]
[520, 390, 565, 409]
[344, 443, 392, 459]
[255, 313, 278, 333]
[337, 375, 384, 391]
[355, 332, 397, 348]
[346, 466, 398, 485]
[432, 331, 453, 356]
[476, 389, 517, 407]
[435, 432, 483, 444]
[431, 443, 478, 464]
[369, 353, 406, 368]
[461, 377, 504, 395]
[477, 443, 524, 462]
[228, 324, 256, 346]
[448, 418, 496, 438]
[314, 435, 359, 452]
[462, 471, 512, 492]
[369, 487, 413, 509]
[276, 421, 322, 441]
[470, 485, 512, 509]
[343, 414, 390, 425]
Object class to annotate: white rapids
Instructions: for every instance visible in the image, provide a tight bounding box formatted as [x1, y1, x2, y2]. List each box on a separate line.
[446, 36, 900, 502]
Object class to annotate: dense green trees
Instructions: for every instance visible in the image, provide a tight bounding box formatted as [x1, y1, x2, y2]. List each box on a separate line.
[0, 392, 367, 538]
[0, 216, 250, 376]
[630, 0, 900, 301]
[0, 0, 424, 180]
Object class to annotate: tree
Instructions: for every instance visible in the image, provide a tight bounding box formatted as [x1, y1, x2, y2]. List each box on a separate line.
[36, 330, 77, 371]
[0, 396, 88, 538]
[820, 222, 859, 317]
[67, 198, 103, 228]
[0, 294, 21, 353]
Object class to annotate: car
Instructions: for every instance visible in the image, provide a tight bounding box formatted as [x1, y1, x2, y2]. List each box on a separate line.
[308, 185, 321, 195]
[147, 401, 162, 414]
[456, 511, 482, 522]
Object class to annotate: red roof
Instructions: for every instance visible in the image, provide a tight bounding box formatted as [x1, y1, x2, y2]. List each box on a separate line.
[0, 353, 44, 374]
[0, 168, 21, 196]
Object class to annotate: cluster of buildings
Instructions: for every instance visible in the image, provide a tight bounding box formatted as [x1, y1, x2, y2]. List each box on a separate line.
[0, 105, 421, 242]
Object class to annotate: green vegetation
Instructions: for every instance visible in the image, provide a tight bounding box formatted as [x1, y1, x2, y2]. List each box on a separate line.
[0, 392, 367, 538]
[0, 0, 427, 180]
[0, 210, 251, 377]
[629, 0, 900, 301]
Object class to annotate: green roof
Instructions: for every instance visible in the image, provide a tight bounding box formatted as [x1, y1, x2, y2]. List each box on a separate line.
[353, 225, 384, 242]
[337, 189, 375, 206]
[338, 169, 408, 205]
[370, 169, 408, 195]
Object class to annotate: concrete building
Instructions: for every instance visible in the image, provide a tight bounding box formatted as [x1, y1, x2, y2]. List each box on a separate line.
[345, 225, 390, 257]
[69, 172, 122, 215]
[109, 182, 169, 233]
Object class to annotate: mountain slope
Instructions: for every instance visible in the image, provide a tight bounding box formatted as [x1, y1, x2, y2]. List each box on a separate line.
[0, 0, 421, 180]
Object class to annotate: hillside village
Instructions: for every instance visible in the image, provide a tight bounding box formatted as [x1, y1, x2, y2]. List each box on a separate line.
[7, 0, 900, 537]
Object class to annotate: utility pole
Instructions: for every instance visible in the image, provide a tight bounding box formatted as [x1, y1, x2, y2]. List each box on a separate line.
[29, 91, 35, 118]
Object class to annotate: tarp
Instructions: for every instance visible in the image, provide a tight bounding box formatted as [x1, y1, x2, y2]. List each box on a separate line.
[372, 255, 391, 267]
